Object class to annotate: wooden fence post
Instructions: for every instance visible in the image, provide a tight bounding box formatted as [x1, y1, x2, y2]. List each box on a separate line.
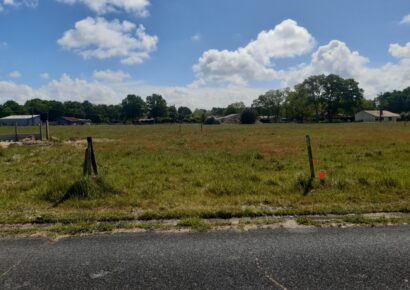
[83, 137, 98, 176]
[306, 135, 315, 179]
[39, 123, 43, 141]
[46, 120, 49, 140]
[14, 123, 18, 142]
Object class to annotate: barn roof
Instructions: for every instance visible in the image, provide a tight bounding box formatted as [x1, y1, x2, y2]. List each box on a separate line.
[0, 115, 40, 120]
[361, 110, 400, 117]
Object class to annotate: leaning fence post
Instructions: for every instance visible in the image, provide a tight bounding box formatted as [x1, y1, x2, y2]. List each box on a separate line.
[83, 137, 98, 176]
[306, 135, 315, 179]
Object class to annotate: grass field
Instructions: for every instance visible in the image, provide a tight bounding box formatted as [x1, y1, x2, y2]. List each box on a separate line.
[0, 123, 409, 226]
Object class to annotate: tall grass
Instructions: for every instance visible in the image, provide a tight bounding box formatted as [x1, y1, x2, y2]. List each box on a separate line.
[0, 123, 409, 223]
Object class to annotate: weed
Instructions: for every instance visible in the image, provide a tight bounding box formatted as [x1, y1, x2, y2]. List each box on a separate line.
[177, 217, 210, 232]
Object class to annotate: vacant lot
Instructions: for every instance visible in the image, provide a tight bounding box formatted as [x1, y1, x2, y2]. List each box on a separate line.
[0, 123, 409, 225]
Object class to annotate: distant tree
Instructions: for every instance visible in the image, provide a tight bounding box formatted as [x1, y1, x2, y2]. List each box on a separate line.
[168, 105, 178, 122]
[177, 106, 192, 121]
[240, 108, 257, 124]
[225, 102, 246, 115]
[360, 99, 376, 110]
[47, 101, 65, 121]
[252, 88, 289, 121]
[376, 88, 410, 113]
[295, 74, 364, 122]
[2, 100, 26, 115]
[121, 95, 146, 122]
[211, 107, 225, 116]
[193, 109, 207, 123]
[64, 101, 85, 118]
[300, 75, 326, 122]
[146, 94, 168, 120]
[283, 86, 313, 122]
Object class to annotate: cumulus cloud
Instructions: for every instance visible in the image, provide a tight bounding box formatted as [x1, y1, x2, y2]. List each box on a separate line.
[193, 19, 315, 86]
[281, 40, 410, 97]
[0, 80, 38, 103]
[389, 42, 410, 59]
[0, 73, 267, 108]
[40, 72, 49, 79]
[400, 14, 410, 25]
[1, 0, 38, 9]
[8, 71, 22, 78]
[93, 69, 131, 82]
[57, 17, 158, 65]
[58, 0, 150, 16]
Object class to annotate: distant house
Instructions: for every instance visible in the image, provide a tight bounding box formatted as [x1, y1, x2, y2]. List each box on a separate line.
[215, 114, 241, 124]
[56, 116, 91, 125]
[0, 115, 41, 126]
[138, 118, 155, 125]
[355, 110, 400, 122]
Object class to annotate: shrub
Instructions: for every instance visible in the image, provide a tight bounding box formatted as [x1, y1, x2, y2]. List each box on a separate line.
[204, 116, 220, 125]
[240, 109, 257, 124]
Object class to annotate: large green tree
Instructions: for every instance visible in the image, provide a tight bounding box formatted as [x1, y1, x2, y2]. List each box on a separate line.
[121, 95, 146, 122]
[146, 94, 167, 120]
[252, 88, 289, 121]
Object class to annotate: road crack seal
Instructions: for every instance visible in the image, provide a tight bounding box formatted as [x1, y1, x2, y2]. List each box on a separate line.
[255, 258, 288, 290]
[0, 260, 22, 279]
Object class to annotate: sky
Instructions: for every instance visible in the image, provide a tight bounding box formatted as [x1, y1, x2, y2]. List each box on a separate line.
[0, 0, 410, 109]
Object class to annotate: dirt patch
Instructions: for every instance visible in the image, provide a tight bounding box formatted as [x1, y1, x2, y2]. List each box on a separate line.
[64, 138, 116, 148]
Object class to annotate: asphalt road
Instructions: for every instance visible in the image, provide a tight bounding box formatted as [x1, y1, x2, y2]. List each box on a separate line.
[1, 226, 410, 289]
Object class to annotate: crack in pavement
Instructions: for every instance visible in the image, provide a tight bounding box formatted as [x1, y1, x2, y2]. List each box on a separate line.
[255, 257, 288, 290]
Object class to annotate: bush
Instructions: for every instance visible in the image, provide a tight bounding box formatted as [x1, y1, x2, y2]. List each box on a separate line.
[204, 117, 221, 125]
[240, 109, 257, 124]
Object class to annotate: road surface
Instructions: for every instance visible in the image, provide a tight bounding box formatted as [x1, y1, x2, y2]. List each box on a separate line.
[1, 226, 410, 289]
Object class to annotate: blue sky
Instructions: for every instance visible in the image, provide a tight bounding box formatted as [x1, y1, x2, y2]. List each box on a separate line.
[1, 0, 410, 108]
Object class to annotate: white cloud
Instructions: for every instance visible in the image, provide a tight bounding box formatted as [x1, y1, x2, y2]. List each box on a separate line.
[389, 42, 410, 59]
[40, 72, 49, 80]
[193, 19, 315, 86]
[58, 0, 150, 16]
[8, 70, 22, 78]
[400, 14, 410, 25]
[191, 33, 201, 42]
[0, 80, 38, 103]
[93, 69, 131, 82]
[58, 17, 158, 65]
[0, 73, 267, 108]
[281, 40, 410, 97]
[1, 0, 38, 8]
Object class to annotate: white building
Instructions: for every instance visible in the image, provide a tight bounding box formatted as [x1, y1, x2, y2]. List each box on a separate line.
[355, 110, 400, 122]
[0, 115, 41, 126]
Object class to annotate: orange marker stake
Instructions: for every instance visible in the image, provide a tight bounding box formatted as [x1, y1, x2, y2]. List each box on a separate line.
[319, 170, 327, 181]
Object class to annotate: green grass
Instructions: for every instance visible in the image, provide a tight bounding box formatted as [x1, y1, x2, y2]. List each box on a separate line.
[1, 123, 410, 225]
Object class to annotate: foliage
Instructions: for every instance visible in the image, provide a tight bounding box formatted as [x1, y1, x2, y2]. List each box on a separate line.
[121, 95, 146, 122]
[376, 87, 410, 113]
[240, 108, 257, 124]
[252, 89, 289, 121]
[146, 94, 168, 120]
[225, 102, 246, 115]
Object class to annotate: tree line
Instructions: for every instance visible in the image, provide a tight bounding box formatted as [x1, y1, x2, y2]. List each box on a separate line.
[0, 74, 408, 124]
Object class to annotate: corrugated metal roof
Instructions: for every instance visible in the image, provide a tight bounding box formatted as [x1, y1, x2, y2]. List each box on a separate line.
[362, 110, 400, 117]
[0, 115, 40, 120]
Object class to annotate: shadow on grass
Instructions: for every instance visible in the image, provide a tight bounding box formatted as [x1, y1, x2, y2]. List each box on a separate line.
[48, 176, 120, 207]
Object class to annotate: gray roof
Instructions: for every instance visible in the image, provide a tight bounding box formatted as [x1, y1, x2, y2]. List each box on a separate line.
[360, 110, 400, 117]
[0, 115, 40, 120]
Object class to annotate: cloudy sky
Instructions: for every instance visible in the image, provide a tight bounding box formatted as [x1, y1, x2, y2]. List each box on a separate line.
[0, 0, 410, 108]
